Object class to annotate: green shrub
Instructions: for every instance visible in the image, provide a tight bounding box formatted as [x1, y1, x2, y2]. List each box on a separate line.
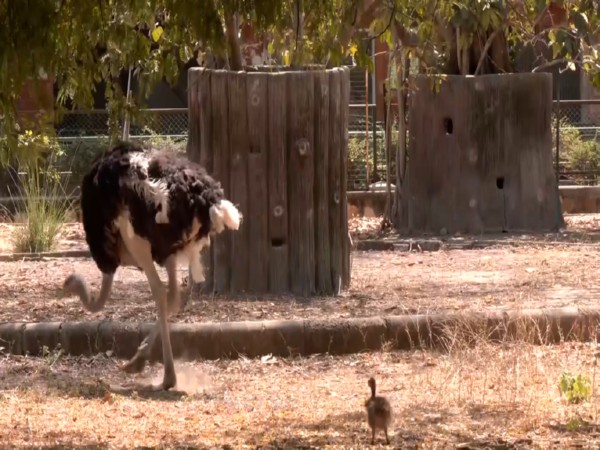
[54, 132, 187, 190]
[0, 123, 60, 167]
[55, 138, 110, 189]
[348, 131, 399, 189]
[553, 118, 600, 184]
[559, 372, 592, 404]
[10, 161, 74, 253]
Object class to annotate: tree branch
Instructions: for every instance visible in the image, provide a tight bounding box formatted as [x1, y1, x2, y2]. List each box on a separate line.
[531, 57, 570, 72]
[291, 0, 304, 68]
[474, 28, 501, 75]
[368, 2, 396, 42]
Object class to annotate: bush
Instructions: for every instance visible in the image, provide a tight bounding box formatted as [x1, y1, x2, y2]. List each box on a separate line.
[54, 138, 110, 190]
[553, 118, 600, 184]
[54, 133, 188, 190]
[10, 160, 74, 254]
[347, 130, 400, 190]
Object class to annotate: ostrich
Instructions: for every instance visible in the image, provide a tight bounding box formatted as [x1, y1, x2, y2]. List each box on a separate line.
[364, 377, 392, 445]
[62, 140, 241, 391]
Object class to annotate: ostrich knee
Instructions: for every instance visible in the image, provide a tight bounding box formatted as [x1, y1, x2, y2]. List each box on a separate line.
[165, 255, 183, 315]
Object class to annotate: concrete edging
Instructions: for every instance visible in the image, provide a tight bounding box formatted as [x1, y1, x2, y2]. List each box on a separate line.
[1, 307, 599, 362]
[0, 237, 595, 263]
[0, 250, 91, 262]
[355, 238, 600, 252]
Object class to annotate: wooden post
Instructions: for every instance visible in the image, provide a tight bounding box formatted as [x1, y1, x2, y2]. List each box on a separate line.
[210, 70, 231, 294]
[267, 73, 289, 293]
[340, 67, 351, 289]
[288, 71, 315, 297]
[228, 71, 250, 292]
[313, 70, 333, 295]
[328, 69, 343, 295]
[187, 68, 214, 294]
[187, 66, 351, 297]
[247, 73, 270, 293]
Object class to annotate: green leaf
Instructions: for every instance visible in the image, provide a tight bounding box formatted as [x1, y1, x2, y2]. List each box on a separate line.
[151, 25, 164, 43]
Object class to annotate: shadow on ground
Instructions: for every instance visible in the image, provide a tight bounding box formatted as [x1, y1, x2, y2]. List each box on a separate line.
[0, 358, 191, 401]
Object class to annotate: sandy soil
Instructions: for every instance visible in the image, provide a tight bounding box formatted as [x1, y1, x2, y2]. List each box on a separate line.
[1, 342, 599, 448]
[0, 216, 600, 323]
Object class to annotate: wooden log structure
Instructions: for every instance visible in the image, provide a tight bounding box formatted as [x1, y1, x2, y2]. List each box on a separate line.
[187, 66, 352, 297]
[399, 73, 564, 234]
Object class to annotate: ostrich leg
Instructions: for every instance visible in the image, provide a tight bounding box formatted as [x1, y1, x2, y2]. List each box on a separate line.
[116, 222, 176, 391]
[166, 256, 188, 315]
[123, 255, 185, 374]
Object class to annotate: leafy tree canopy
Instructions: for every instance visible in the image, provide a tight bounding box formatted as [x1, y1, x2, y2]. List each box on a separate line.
[0, 0, 599, 162]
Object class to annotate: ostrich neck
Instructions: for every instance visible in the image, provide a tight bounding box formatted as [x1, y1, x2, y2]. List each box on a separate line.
[77, 273, 114, 313]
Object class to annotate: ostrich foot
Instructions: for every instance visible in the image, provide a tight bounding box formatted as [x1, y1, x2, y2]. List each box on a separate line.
[161, 370, 177, 391]
[121, 356, 147, 374]
[121, 338, 151, 373]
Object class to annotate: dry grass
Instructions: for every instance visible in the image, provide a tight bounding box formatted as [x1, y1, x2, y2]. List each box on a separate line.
[2, 337, 600, 448]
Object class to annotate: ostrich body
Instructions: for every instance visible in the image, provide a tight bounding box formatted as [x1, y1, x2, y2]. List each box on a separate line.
[63, 140, 241, 390]
[365, 377, 392, 445]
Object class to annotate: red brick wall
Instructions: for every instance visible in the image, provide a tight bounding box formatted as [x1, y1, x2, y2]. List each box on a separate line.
[15, 78, 55, 130]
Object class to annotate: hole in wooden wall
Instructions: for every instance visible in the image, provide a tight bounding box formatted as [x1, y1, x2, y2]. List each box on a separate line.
[443, 117, 454, 135]
[271, 238, 285, 248]
[496, 177, 505, 190]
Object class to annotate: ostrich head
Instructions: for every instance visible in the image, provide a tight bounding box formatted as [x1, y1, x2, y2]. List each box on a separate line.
[368, 377, 377, 396]
[62, 272, 114, 313]
[209, 199, 242, 234]
[63, 273, 88, 298]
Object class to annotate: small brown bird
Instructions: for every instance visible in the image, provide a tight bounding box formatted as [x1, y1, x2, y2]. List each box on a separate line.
[364, 377, 392, 445]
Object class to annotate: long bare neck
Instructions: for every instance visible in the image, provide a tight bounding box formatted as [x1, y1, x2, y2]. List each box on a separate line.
[67, 273, 114, 313]
[370, 381, 376, 398]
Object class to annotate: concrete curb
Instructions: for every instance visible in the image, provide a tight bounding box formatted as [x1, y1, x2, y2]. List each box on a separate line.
[1, 307, 600, 362]
[0, 238, 595, 261]
[0, 250, 91, 262]
[355, 238, 600, 252]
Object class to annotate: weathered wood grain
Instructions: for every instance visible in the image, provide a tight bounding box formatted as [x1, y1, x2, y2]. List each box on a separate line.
[328, 69, 343, 295]
[246, 72, 270, 293]
[267, 73, 289, 293]
[210, 70, 231, 294]
[189, 68, 214, 294]
[400, 73, 562, 234]
[228, 71, 250, 292]
[313, 70, 333, 295]
[188, 67, 352, 296]
[287, 71, 315, 297]
[339, 67, 351, 290]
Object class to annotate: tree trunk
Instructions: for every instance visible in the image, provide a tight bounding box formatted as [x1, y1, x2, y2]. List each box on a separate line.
[392, 51, 408, 228]
[225, 13, 243, 70]
[291, 0, 304, 68]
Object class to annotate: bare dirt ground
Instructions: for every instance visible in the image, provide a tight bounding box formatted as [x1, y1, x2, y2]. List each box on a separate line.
[1, 341, 599, 448]
[1, 215, 600, 323]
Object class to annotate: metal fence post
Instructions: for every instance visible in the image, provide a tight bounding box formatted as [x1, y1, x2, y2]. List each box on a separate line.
[555, 86, 560, 181]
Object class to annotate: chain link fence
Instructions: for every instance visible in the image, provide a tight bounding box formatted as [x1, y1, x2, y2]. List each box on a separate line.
[347, 103, 384, 190]
[13, 94, 598, 202]
[554, 99, 600, 185]
[55, 108, 189, 138]
[347, 98, 600, 191]
[53, 102, 380, 192]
